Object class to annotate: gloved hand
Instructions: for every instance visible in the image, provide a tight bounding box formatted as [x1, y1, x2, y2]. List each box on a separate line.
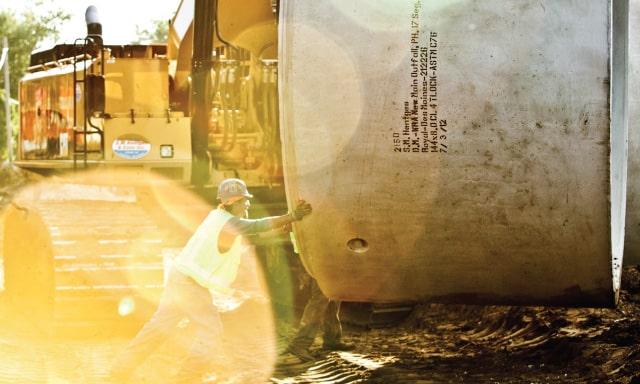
[291, 199, 312, 221]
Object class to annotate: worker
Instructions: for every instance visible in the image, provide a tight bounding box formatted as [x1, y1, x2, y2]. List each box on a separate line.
[284, 262, 354, 362]
[110, 178, 312, 383]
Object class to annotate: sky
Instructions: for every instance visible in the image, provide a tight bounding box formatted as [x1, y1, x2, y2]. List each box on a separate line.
[2, 0, 180, 48]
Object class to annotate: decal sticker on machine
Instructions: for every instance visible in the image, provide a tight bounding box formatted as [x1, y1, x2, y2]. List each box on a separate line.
[112, 136, 151, 159]
[393, 0, 448, 154]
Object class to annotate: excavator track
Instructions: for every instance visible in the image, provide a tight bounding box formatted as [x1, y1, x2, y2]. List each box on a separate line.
[2, 173, 197, 335]
[43, 199, 175, 331]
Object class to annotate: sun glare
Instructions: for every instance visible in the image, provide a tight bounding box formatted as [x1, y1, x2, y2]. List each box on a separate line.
[1, 168, 282, 382]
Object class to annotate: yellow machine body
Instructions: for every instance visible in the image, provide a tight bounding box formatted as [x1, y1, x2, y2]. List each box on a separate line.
[17, 46, 192, 182]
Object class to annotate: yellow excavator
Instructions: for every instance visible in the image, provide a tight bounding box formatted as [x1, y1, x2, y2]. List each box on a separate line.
[16, 0, 279, 188]
[6, 0, 294, 331]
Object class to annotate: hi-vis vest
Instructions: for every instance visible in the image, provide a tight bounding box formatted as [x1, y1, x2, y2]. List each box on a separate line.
[174, 208, 244, 294]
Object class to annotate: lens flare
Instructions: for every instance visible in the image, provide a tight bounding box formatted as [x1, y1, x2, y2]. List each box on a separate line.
[1, 168, 285, 382]
[117, 296, 136, 317]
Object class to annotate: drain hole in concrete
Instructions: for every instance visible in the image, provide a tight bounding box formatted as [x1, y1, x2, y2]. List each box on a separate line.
[347, 238, 369, 253]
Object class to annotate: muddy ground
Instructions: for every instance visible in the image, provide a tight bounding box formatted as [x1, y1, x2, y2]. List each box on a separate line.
[0, 165, 639, 383]
[267, 267, 640, 383]
[342, 267, 640, 383]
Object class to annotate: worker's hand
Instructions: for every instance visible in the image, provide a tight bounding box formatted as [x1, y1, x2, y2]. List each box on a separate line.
[291, 199, 312, 221]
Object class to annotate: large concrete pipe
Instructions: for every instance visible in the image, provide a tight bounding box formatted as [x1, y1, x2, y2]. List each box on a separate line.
[279, 0, 628, 307]
[626, 0, 640, 265]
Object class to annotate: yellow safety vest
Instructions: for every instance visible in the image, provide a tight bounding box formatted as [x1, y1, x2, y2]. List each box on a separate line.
[174, 208, 244, 294]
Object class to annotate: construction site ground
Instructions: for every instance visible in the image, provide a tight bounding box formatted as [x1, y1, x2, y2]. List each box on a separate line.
[0, 165, 639, 384]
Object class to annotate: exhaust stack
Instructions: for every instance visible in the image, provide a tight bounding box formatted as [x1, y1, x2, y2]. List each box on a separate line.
[85, 5, 102, 45]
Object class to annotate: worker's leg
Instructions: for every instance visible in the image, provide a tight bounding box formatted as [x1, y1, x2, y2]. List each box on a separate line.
[322, 300, 342, 346]
[172, 286, 223, 383]
[110, 270, 192, 379]
[322, 300, 353, 350]
[288, 279, 329, 356]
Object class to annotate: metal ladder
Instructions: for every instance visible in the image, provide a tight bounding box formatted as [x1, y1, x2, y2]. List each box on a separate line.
[72, 38, 104, 170]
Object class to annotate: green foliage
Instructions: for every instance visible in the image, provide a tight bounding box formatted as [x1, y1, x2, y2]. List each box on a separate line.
[0, 3, 71, 100]
[131, 19, 169, 45]
[0, 1, 70, 160]
[0, 92, 18, 160]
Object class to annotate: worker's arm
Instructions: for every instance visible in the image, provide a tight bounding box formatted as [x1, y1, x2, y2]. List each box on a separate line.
[219, 201, 311, 251]
[248, 223, 292, 244]
[228, 200, 311, 235]
[253, 222, 291, 236]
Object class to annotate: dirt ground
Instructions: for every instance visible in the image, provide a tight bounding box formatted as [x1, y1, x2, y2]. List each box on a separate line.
[339, 266, 640, 383]
[1, 165, 640, 383]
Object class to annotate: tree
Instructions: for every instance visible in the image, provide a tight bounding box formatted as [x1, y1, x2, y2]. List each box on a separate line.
[131, 19, 169, 45]
[0, 2, 71, 159]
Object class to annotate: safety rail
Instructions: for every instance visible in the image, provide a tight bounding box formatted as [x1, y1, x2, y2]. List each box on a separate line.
[27, 54, 92, 73]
